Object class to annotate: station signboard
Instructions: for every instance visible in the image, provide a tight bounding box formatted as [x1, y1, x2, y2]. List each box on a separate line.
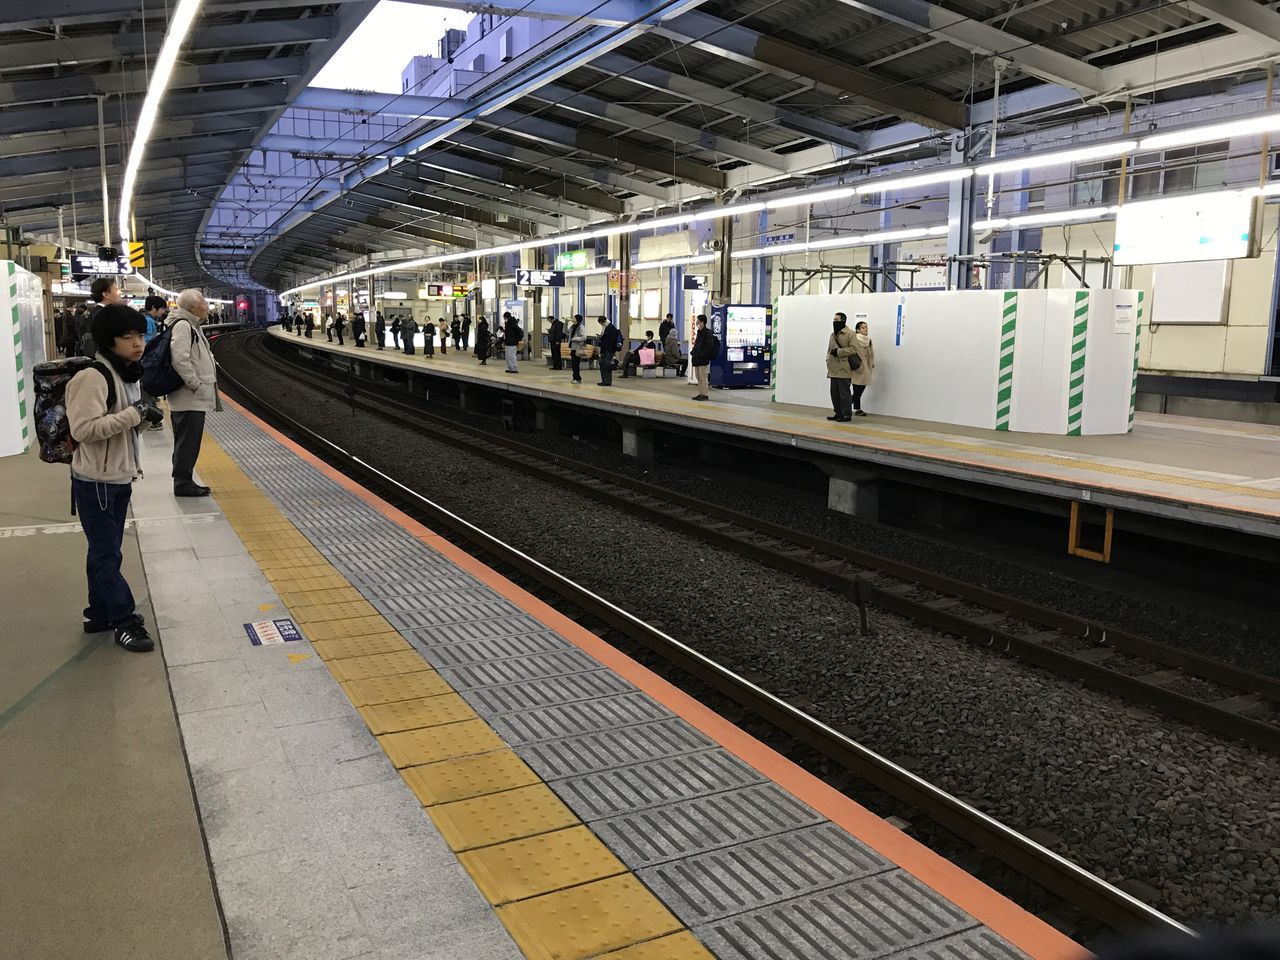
[516, 269, 565, 287]
[70, 254, 134, 276]
[683, 274, 709, 291]
[554, 249, 591, 271]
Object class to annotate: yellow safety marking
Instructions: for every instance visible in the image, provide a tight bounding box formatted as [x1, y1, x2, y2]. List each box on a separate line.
[257, 603, 277, 612]
[358, 693, 477, 735]
[496, 875, 683, 960]
[341, 671, 453, 707]
[459, 825, 626, 905]
[198, 432, 715, 959]
[326, 650, 429, 682]
[427, 783, 579, 851]
[289, 600, 381, 622]
[598, 933, 716, 959]
[401, 750, 541, 806]
[305, 615, 394, 641]
[378, 719, 506, 768]
[310, 633, 412, 661]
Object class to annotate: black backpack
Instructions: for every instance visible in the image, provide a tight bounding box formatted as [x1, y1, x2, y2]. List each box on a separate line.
[33, 358, 115, 464]
[141, 319, 197, 397]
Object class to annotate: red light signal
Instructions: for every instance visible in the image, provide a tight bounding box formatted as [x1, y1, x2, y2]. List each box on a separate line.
[236, 298, 248, 312]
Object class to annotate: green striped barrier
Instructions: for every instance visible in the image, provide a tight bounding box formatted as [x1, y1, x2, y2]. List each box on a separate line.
[1067, 290, 1089, 436]
[995, 291, 1017, 431]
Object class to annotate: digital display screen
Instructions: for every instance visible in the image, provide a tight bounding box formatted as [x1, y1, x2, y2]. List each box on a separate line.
[727, 347, 745, 362]
[555, 249, 591, 271]
[1113, 190, 1257, 265]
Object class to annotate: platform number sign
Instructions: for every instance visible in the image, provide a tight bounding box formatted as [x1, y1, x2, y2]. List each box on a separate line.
[516, 269, 565, 287]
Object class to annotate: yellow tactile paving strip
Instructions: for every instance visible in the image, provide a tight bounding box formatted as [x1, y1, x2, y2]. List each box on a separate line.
[274, 327, 1280, 510]
[196, 433, 714, 960]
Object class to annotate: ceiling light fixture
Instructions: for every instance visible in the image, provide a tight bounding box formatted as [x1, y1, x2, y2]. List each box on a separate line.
[117, 0, 205, 244]
[975, 141, 1137, 177]
[1139, 111, 1280, 151]
[854, 168, 973, 194]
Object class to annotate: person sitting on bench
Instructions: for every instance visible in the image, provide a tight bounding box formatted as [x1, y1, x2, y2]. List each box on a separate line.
[662, 327, 685, 375]
[620, 330, 658, 378]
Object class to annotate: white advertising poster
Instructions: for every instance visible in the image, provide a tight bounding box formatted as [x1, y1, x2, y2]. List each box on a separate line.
[1, 262, 48, 457]
[1113, 190, 1256, 265]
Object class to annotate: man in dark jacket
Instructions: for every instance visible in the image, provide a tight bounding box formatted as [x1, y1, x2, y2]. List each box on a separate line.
[690, 314, 717, 401]
[451, 317, 462, 349]
[402, 316, 418, 355]
[547, 316, 565, 370]
[461, 315, 471, 350]
[658, 312, 675, 343]
[375, 313, 386, 349]
[352, 311, 366, 347]
[475, 317, 490, 365]
[502, 312, 522, 373]
[596, 315, 621, 387]
[333, 313, 346, 346]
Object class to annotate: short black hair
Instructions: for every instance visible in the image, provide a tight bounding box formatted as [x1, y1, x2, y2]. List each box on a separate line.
[696, 314, 707, 325]
[90, 277, 117, 303]
[597, 315, 607, 324]
[645, 330, 653, 338]
[91, 304, 147, 355]
[835, 311, 847, 322]
[143, 295, 167, 312]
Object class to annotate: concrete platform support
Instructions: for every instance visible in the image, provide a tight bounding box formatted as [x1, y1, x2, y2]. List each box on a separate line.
[458, 383, 482, 412]
[621, 422, 655, 459]
[827, 464, 879, 520]
[534, 401, 558, 433]
[408, 372, 428, 399]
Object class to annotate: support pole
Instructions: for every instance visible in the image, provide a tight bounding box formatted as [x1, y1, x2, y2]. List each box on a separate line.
[96, 95, 111, 249]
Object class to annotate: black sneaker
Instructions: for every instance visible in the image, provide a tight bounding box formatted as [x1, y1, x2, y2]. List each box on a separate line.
[114, 621, 154, 653]
[854, 410, 868, 417]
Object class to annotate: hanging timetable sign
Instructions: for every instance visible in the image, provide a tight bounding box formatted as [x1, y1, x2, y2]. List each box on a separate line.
[683, 275, 709, 291]
[516, 269, 565, 287]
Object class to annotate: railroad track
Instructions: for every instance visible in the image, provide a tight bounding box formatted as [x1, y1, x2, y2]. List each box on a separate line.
[227, 331, 1280, 759]
[214, 334, 1190, 937]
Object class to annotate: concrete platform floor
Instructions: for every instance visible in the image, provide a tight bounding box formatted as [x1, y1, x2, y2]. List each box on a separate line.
[0, 444, 228, 960]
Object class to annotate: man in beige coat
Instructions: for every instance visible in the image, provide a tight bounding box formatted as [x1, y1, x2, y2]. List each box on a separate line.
[167, 289, 220, 497]
[825, 312, 859, 422]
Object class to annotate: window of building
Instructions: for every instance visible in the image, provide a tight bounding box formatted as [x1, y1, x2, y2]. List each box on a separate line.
[1073, 158, 1122, 205]
[471, 54, 486, 73]
[500, 28, 513, 62]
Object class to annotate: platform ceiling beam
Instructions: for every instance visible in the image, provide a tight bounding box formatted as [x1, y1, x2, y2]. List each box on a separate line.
[655, 9, 965, 130]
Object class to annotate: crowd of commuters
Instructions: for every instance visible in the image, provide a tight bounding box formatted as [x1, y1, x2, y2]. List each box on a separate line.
[286, 305, 877, 418]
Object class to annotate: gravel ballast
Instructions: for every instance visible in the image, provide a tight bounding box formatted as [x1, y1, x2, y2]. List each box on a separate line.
[220, 340, 1280, 928]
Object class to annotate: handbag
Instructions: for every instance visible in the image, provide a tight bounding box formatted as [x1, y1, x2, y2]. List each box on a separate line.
[848, 352, 862, 371]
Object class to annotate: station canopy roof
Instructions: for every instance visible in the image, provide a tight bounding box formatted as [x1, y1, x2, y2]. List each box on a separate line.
[2, 0, 1275, 295]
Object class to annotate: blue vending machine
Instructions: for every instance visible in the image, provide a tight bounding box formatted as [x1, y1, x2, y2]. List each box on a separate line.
[708, 303, 772, 388]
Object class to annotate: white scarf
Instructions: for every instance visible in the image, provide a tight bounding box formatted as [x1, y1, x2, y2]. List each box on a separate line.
[855, 333, 870, 347]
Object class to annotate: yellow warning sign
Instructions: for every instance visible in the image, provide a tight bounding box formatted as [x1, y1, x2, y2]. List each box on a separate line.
[128, 242, 146, 268]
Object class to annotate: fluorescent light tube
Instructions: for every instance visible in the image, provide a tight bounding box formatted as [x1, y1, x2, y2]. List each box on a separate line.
[973, 206, 1116, 231]
[976, 141, 1136, 177]
[117, 0, 204, 243]
[766, 187, 856, 209]
[1139, 112, 1280, 151]
[855, 168, 972, 194]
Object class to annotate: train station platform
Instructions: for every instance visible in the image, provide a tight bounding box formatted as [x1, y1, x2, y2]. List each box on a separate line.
[1, 398, 1083, 959]
[268, 327, 1280, 541]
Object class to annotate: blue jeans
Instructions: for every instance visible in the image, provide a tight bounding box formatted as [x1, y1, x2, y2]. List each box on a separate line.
[73, 479, 138, 627]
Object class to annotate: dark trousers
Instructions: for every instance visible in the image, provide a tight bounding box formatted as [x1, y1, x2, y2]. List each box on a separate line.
[570, 352, 582, 381]
[829, 378, 852, 419]
[171, 410, 206, 484]
[599, 350, 615, 385]
[852, 383, 867, 411]
[550, 342, 563, 369]
[73, 479, 137, 627]
[404, 339, 415, 355]
[376, 332, 385, 349]
[336, 330, 344, 345]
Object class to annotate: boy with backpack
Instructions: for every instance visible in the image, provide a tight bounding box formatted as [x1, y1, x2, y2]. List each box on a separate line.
[66, 305, 165, 652]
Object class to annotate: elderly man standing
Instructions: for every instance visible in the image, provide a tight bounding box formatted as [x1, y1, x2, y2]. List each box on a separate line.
[167, 289, 220, 497]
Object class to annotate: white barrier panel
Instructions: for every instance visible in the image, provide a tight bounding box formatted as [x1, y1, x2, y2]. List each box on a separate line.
[1, 262, 47, 457]
[774, 289, 1140, 436]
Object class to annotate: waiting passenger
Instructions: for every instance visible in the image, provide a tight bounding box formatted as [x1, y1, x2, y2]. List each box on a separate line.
[66, 304, 164, 652]
[304, 314, 315, 338]
[475, 317, 490, 365]
[140, 295, 168, 431]
[663, 328, 684, 375]
[375, 313, 386, 349]
[167, 289, 220, 497]
[567, 314, 586, 383]
[390, 316, 401, 349]
[825, 311, 858, 422]
[461, 315, 471, 349]
[547, 316, 565, 370]
[402, 316, 418, 356]
[439, 319, 448, 355]
[658, 312, 675, 343]
[81, 278, 124, 356]
[333, 313, 346, 346]
[690, 314, 717, 401]
[850, 320, 874, 417]
[423, 320, 436, 358]
[325, 314, 334, 342]
[596, 315, 621, 387]
[451, 317, 462, 350]
[352, 311, 366, 347]
[503, 312, 522, 374]
[621, 331, 657, 378]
